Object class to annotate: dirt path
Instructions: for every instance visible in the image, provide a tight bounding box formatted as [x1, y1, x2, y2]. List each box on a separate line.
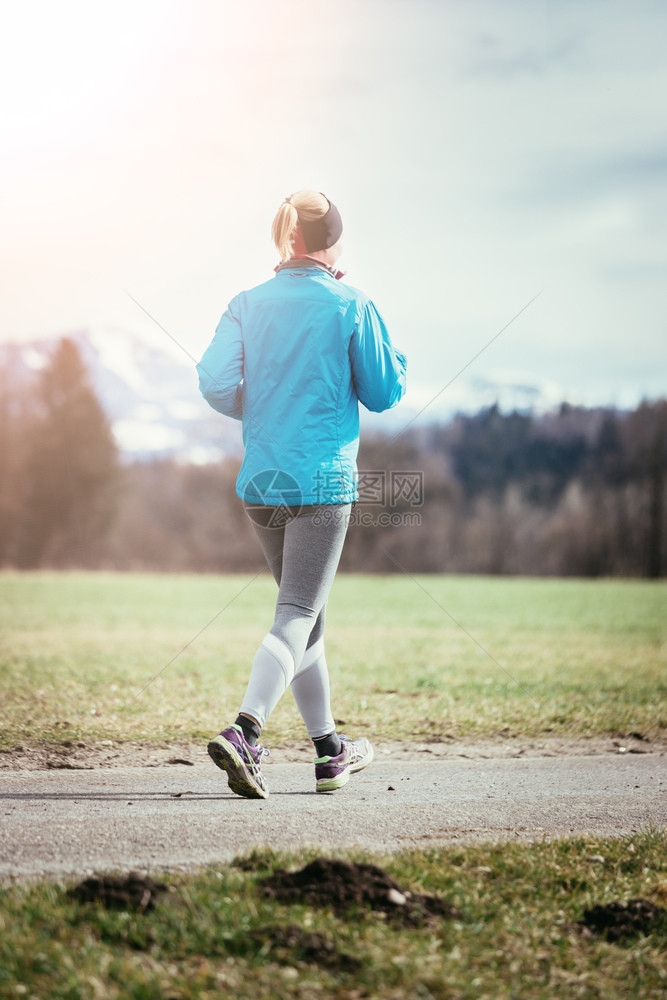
[1, 739, 665, 881]
[0, 732, 660, 770]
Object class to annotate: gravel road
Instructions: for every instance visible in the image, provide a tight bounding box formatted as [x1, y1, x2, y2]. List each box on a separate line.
[1, 749, 665, 881]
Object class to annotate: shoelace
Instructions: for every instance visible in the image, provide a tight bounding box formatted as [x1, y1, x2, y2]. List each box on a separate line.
[338, 736, 360, 761]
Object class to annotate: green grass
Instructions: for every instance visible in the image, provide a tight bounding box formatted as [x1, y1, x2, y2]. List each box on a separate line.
[0, 572, 665, 748]
[1, 576, 665, 998]
[1, 831, 665, 999]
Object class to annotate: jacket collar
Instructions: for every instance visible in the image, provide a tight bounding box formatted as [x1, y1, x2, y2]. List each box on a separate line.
[274, 255, 346, 281]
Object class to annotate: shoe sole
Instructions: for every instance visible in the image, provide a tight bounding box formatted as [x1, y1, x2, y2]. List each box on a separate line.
[315, 742, 375, 793]
[316, 768, 352, 793]
[207, 736, 268, 799]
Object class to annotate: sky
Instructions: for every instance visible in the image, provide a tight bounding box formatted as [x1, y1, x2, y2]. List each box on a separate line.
[1, 0, 665, 417]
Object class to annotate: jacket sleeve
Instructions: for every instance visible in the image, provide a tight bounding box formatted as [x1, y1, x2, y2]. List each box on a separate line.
[349, 300, 407, 412]
[196, 299, 244, 421]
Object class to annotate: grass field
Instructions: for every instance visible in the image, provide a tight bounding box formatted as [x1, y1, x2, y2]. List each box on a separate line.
[0, 572, 665, 748]
[1, 573, 666, 998]
[1, 832, 666, 999]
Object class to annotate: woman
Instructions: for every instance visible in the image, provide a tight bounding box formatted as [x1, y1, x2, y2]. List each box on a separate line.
[197, 189, 406, 798]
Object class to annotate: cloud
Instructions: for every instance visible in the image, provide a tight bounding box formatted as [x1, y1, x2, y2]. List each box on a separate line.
[0, 0, 665, 410]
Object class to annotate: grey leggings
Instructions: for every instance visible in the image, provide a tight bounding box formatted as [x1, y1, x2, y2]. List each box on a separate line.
[238, 503, 351, 736]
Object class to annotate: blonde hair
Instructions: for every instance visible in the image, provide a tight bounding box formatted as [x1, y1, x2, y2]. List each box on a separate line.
[271, 190, 330, 261]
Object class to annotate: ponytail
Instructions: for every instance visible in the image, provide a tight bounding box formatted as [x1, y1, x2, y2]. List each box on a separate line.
[271, 190, 330, 261]
[271, 201, 299, 262]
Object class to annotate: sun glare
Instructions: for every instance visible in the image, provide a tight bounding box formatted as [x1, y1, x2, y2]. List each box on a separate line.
[1, 1, 182, 160]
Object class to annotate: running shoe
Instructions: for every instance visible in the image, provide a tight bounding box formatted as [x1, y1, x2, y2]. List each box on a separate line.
[207, 724, 270, 799]
[315, 735, 374, 793]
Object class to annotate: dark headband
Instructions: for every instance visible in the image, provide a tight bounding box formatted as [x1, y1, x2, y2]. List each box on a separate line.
[289, 195, 343, 252]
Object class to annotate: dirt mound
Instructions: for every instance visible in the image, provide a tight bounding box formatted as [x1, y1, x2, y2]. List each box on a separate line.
[261, 858, 460, 926]
[248, 924, 361, 971]
[580, 898, 667, 943]
[67, 873, 167, 912]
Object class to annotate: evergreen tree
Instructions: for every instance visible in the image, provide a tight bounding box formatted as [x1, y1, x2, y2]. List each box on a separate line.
[0, 366, 22, 564]
[16, 338, 119, 567]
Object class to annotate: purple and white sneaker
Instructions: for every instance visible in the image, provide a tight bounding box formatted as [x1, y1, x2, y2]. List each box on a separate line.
[315, 735, 374, 793]
[207, 724, 270, 799]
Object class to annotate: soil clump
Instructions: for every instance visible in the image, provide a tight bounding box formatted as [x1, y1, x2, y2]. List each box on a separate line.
[579, 898, 667, 943]
[67, 873, 167, 911]
[261, 857, 460, 926]
[248, 924, 361, 971]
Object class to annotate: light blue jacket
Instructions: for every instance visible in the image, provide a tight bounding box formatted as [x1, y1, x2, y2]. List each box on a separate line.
[197, 262, 407, 505]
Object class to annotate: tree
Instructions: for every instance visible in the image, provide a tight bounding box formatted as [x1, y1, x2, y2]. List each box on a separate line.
[622, 400, 667, 578]
[16, 338, 119, 567]
[0, 365, 23, 564]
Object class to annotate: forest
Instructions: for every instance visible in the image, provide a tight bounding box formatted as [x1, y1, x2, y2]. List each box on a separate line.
[0, 338, 665, 577]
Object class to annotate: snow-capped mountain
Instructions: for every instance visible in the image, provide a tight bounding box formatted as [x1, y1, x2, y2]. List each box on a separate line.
[0, 327, 568, 461]
[0, 327, 243, 463]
